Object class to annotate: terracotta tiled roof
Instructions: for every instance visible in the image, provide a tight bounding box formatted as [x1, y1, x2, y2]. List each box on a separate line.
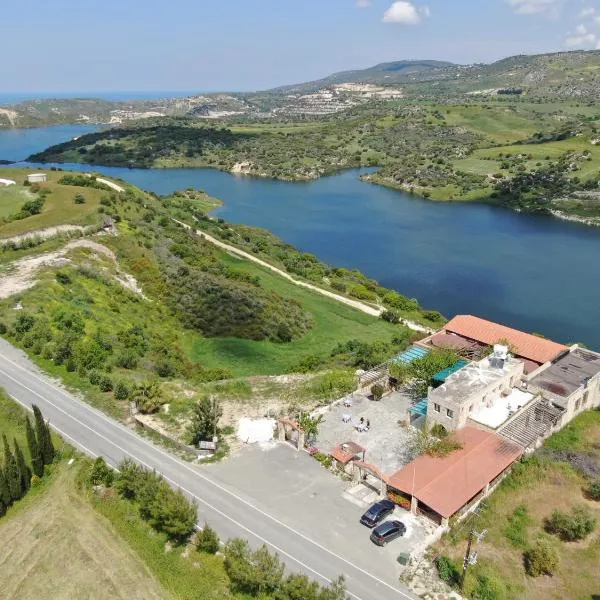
[387, 427, 523, 518]
[444, 315, 568, 365]
[330, 441, 365, 465]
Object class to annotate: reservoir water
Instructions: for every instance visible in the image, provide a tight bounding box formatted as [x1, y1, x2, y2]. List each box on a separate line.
[3, 126, 600, 349]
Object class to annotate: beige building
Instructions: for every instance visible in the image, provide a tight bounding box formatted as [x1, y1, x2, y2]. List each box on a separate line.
[427, 347, 525, 432]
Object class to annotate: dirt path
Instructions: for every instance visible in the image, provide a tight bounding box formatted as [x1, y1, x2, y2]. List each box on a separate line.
[172, 218, 433, 333]
[0, 224, 87, 245]
[0, 463, 167, 600]
[0, 239, 146, 299]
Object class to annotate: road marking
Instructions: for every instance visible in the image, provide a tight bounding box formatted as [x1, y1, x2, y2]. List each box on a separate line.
[0, 354, 414, 600]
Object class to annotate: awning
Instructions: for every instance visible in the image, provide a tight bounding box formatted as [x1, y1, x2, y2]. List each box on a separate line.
[408, 399, 428, 416]
[392, 345, 429, 365]
[432, 359, 469, 383]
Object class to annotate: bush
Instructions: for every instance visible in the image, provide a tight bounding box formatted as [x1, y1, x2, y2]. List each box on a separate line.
[154, 359, 176, 378]
[89, 457, 114, 487]
[469, 571, 508, 600]
[381, 309, 400, 324]
[196, 524, 220, 554]
[74, 193, 86, 204]
[545, 506, 596, 541]
[313, 452, 333, 469]
[504, 504, 532, 548]
[115, 352, 138, 369]
[0, 322, 6, 335]
[55, 271, 71, 285]
[587, 479, 600, 501]
[435, 555, 461, 586]
[99, 375, 114, 392]
[114, 380, 130, 401]
[371, 383, 384, 401]
[30, 474, 41, 487]
[524, 538, 559, 577]
[88, 369, 102, 385]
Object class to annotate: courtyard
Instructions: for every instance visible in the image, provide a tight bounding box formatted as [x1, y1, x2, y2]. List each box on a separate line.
[313, 390, 416, 475]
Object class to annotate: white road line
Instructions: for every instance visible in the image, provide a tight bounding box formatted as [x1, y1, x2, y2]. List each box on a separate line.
[0, 355, 414, 600]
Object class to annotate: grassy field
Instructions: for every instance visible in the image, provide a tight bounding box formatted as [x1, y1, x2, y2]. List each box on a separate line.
[0, 168, 105, 238]
[185, 249, 402, 376]
[434, 409, 600, 600]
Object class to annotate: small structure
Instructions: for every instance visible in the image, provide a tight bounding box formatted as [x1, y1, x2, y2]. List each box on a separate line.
[387, 426, 523, 526]
[27, 173, 47, 184]
[0, 178, 16, 186]
[330, 440, 365, 475]
[277, 416, 305, 450]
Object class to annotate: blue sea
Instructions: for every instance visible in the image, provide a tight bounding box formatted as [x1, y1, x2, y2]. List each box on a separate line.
[0, 91, 206, 105]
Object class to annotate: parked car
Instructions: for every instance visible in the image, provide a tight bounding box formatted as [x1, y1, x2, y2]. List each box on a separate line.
[370, 520, 406, 546]
[360, 499, 395, 528]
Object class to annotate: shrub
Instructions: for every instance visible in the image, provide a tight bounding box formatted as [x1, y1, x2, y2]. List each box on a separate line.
[89, 457, 114, 487]
[99, 376, 113, 392]
[545, 506, 596, 541]
[0, 322, 7, 335]
[196, 524, 220, 554]
[587, 479, 600, 501]
[435, 555, 461, 586]
[371, 383, 384, 401]
[55, 271, 71, 285]
[74, 193, 86, 204]
[524, 538, 559, 577]
[470, 571, 508, 600]
[115, 352, 138, 369]
[114, 381, 130, 401]
[313, 452, 333, 469]
[504, 504, 532, 548]
[88, 369, 102, 385]
[154, 359, 176, 378]
[30, 474, 41, 487]
[381, 309, 400, 324]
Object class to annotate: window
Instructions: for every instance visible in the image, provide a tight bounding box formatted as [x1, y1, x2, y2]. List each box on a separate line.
[446, 408, 454, 418]
[575, 398, 581, 411]
[469, 404, 473, 413]
[433, 403, 441, 413]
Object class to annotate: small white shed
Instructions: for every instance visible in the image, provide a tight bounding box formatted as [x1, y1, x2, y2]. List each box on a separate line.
[0, 178, 16, 186]
[27, 173, 47, 183]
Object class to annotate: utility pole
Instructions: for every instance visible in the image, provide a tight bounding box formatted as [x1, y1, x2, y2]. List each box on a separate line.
[460, 507, 487, 591]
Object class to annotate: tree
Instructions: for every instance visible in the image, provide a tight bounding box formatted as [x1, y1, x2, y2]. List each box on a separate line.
[2, 434, 20, 501]
[25, 415, 44, 478]
[14, 440, 31, 495]
[115, 458, 144, 500]
[524, 537, 559, 577]
[189, 396, 222, 445]
[0, 468, 10, 516]
[114, 380, 130, 401]
[33, 405, 54, 465]
[298, 413, 324, 446]
[196, 523, 220, 554]
[147, 482, 197, 542]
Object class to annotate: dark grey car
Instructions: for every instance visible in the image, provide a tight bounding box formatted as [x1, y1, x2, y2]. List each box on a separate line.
[360, 499, 395, 528]
[370, 520, 406, 546]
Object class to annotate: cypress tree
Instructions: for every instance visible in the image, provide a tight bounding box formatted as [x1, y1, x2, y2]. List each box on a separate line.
[14, 439, 31, 494]
[0, 468, 9, 516]
[2, 434, 20, 501]
[33, 405, 54, 465]
[43, 420, 55, 465]
[25, 415, 43, 478]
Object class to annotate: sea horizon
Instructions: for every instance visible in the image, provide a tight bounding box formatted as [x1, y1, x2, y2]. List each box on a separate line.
[0, 90, 221, 105]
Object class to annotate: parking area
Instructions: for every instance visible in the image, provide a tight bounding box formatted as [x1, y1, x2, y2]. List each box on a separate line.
[206, 441, 437, 586]
[314, 390, 415, 475]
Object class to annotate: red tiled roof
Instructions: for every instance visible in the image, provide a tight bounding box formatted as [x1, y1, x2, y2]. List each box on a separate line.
[428, 332, 477, 351]
[330, 441, 365, 465]
[387, 427, 523, 518]
[444, 315, 567, 365]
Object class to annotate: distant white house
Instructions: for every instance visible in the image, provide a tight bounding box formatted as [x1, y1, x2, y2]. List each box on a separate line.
[27, 173, 47, 183]
[0, 178, 16, 186]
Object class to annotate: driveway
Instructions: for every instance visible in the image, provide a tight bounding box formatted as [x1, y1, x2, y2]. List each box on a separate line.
[207, 442, 431, 584]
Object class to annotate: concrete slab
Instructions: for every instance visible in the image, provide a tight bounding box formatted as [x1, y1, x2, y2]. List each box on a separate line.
[314, 391, 415, 475]
[207, 442, 433, 585]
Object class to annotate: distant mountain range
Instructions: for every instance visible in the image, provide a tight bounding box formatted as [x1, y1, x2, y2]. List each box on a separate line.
[2, 49, 600, 128]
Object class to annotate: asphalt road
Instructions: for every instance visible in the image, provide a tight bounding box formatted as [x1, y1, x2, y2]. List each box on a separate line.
[0, 338, 417, 600]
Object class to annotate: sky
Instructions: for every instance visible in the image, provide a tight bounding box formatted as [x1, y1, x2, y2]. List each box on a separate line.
[2, 0, 600, 93]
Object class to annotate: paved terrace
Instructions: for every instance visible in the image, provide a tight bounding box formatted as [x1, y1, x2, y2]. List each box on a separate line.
[314, 391, 414, 475]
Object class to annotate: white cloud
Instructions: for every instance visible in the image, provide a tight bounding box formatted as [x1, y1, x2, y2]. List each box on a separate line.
[506, 0, 563, 16]
[565, 23, 599, 47]
[579, 7, 596, 18]
[356, 0, 372, 7]
[382, 1, 430, 25]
